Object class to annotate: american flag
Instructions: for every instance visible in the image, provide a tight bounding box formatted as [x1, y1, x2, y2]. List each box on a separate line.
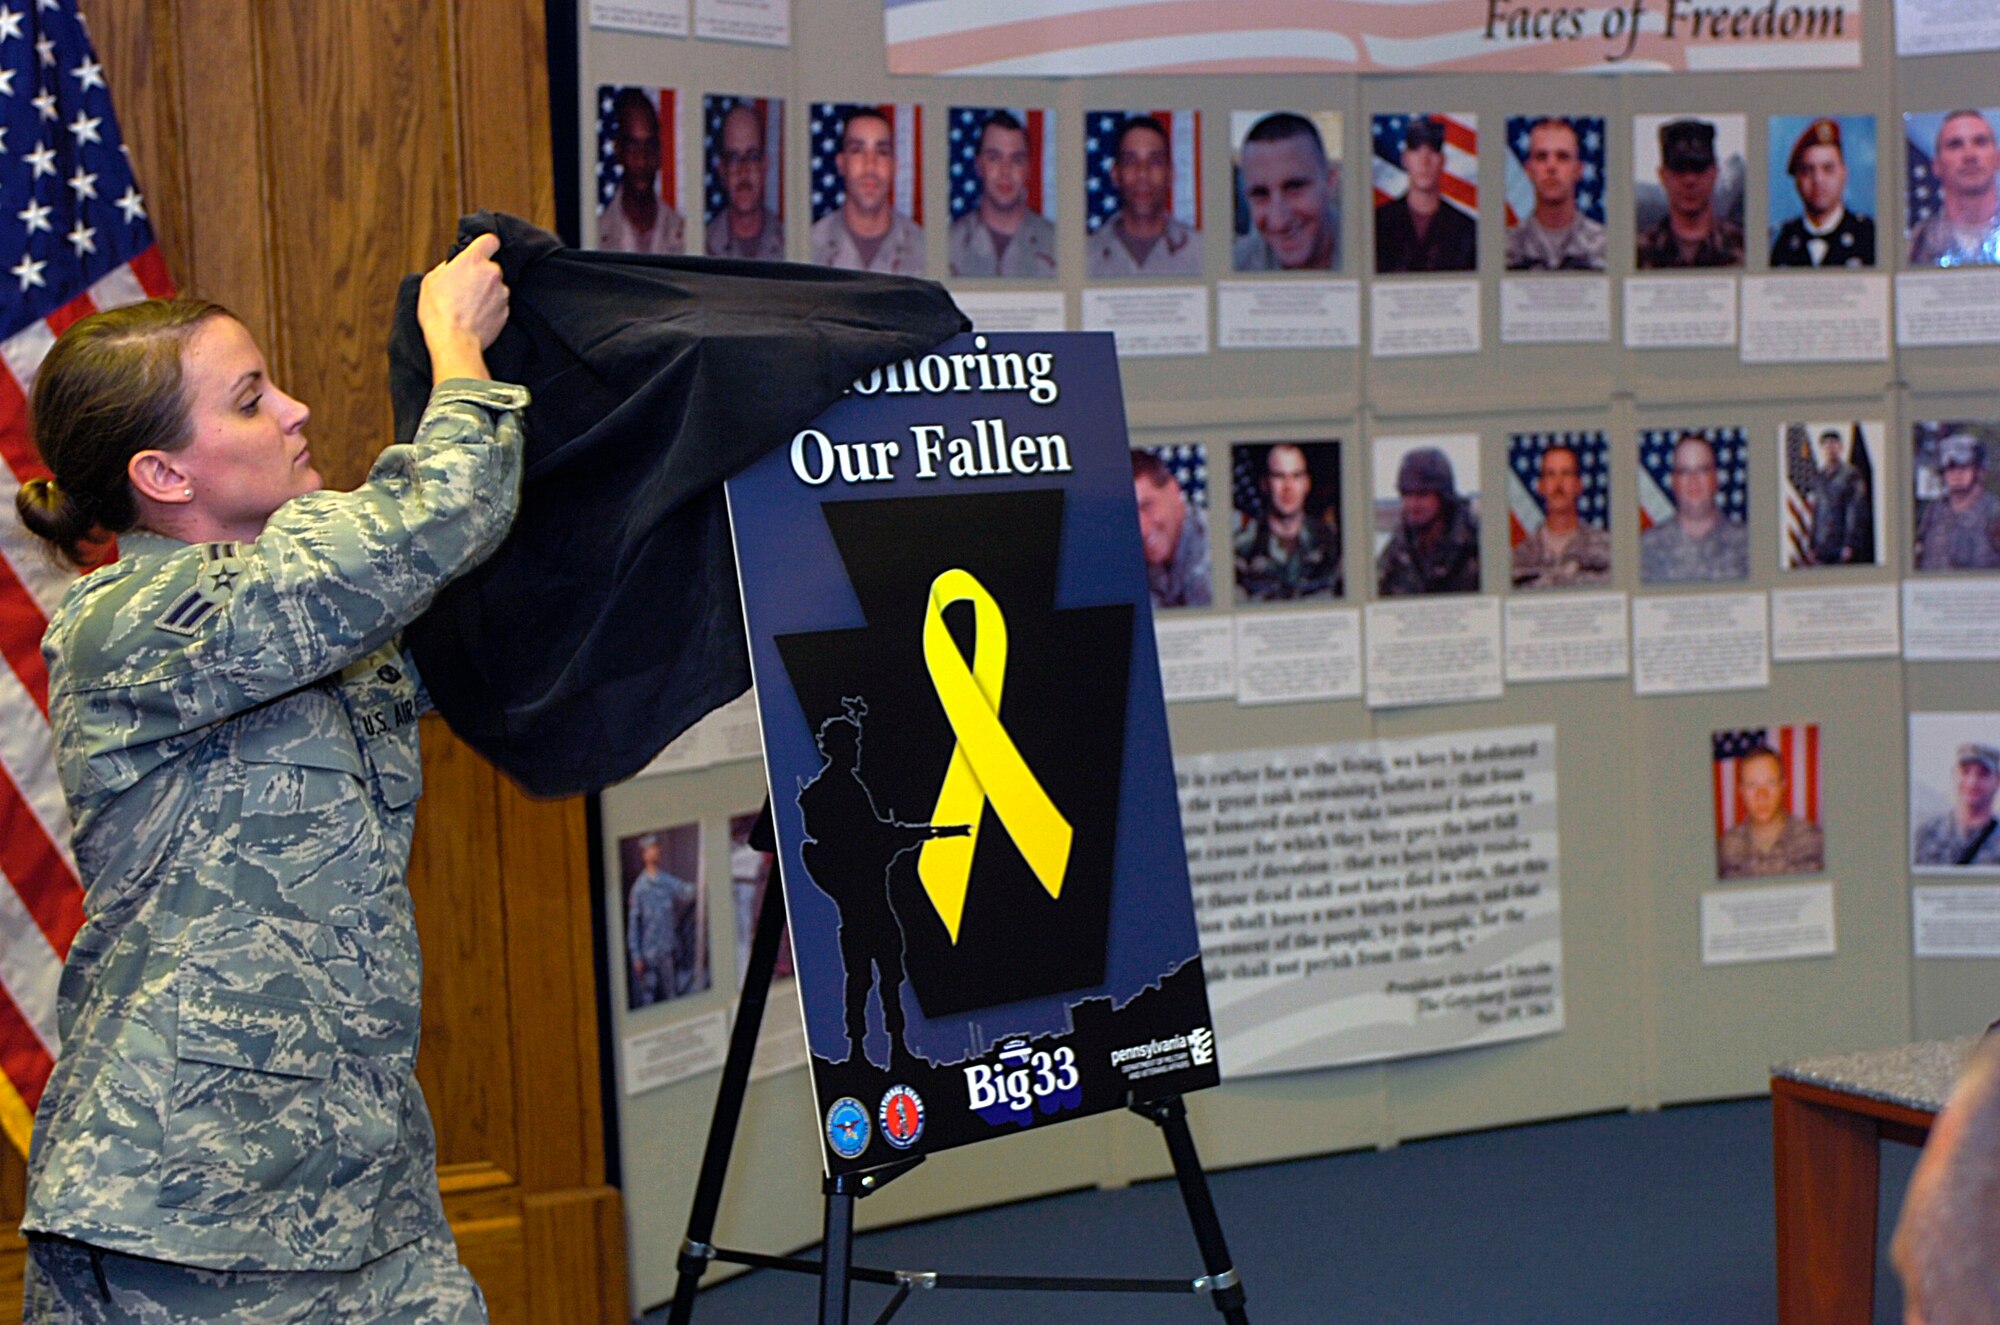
[947, 106, 1055, 223]
[1637, 427, 1748, 534]
[0, 0, 173, 1156]
[595, 85, 678, 212]
[702, 94, 783, 228]
[1712, 725, 1820, 839]
[1136, 442, 1207, 510]
[1903, 112, 1945, 239]
[1085, 109, 1200, 234]
[1371, 113, 1478, 220]
[809, 102, 922, 225]
[1506, 431, 1609, 550]
[1503, 115, 1605, 229]
[1781, 423, 1816, 568]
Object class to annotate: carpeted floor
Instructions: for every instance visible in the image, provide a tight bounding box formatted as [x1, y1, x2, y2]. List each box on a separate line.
[652, 1098, 1921, 1324]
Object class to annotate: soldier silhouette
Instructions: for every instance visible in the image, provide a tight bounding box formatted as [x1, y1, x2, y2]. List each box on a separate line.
[797, 698, 968, 1065]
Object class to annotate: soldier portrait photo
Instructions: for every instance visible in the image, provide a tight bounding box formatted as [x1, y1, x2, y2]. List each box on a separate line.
[620, 823, 709, 1010]
[596, 86, 685, 255]
[1132, 444, 1213, 608]
[809, 102, 926, 274]
[1504, 115, 1607, 272]
[1633, 113, 1746, 269]
[704, 94, 786, 261]
[1904, 108, 2000, 268]
[1373, 433, 1481, 597]
[730, 810, 794, 991]
[1231, 440, 1343, 602]
[1780, 421, 1881, 571]
[1768, 114, 1877, 269]
[947, 106, 1057, 278]
[1372, 112, 1478, 274]
[1085, 110, 1204, 278]
[1638, 426, 1750, 584]
[1712, 727, 1825, 881]
[1912, 421, 2000, 571]
[1508, 431, 1611, 590]
[1231, 110, 1342, 273]
[1910, 714, 2000, 872]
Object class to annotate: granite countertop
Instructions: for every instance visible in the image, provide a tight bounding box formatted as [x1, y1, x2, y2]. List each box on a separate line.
[1772, 1036, 1983, 1114]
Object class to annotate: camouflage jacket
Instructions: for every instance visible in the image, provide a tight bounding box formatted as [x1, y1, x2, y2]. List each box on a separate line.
[1234, 514, 1341, 601]
[1376, 503, 1480, 597]
[22, 379, 527, 1272]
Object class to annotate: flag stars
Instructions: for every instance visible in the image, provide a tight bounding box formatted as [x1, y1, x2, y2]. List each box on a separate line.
[30, 87, 54, 120]
[65, 219, 92, 255]
[18, 196, 50, 233]
[0, 68, 14, 96]
[25, 141, 53, 176]
[67, 165, 95, 200]
[67, 110, 98, 144]
[69, 55, 102, 91]
[34, 33, 52, 65]
[11, 251, 44, 290]
[114, 184, 143, 222]
[0, 6, 18, 42]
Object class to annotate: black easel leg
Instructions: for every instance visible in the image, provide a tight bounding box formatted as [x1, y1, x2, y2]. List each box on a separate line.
[666, 849, 792, 1325]
[1137, 1096, 1250, 1324]
[819, 1185, 856, 1325]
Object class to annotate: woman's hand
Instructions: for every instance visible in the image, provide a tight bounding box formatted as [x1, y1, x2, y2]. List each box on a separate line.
[418, 232, 509, 384]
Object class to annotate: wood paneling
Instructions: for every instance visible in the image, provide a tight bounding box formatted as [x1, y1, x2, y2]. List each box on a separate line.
[87, 1, 191, 298]
[1, 4, 618, 1321]
[523, 1188, 630, 1325]
[257, 1, 460, 488]
[501, 788, 605, 1192]
[412, 719, 521, 1175]
[171, 0, 278, 351]
[452, 0, 556, 225]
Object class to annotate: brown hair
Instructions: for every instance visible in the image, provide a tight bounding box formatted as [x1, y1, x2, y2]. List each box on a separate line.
[15, 298, 231, 567]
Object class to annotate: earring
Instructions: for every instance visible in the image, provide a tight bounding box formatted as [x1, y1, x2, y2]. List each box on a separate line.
[182, 487, 193, 498]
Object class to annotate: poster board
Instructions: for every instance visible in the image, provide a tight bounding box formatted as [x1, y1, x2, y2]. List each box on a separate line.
[725, 332, 1220, 1172]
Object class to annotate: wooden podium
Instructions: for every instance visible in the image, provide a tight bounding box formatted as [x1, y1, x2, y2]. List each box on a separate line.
[1770, 1037, 1974, 1325]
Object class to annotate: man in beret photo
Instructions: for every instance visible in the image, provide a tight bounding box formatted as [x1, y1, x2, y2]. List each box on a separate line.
[1770, 117, 1876, 268]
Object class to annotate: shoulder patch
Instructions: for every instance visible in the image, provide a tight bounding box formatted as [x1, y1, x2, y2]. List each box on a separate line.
[156, 543, 243, 635]
[154, 589, 223, 636]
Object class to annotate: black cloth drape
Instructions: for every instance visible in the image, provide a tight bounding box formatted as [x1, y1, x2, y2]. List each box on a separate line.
[387, 211, 968, 797]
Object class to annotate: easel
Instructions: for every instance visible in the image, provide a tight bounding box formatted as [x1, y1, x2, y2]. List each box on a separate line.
[665, 834, 1251, 1325]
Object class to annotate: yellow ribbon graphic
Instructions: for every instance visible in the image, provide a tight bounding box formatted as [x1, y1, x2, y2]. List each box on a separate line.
[918, 568, 1073, 944]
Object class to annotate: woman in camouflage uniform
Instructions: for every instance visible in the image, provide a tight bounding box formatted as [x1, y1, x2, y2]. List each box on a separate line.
[14, 234, 518, 1323]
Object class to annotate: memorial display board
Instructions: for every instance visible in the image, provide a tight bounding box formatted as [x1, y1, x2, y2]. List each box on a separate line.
[726, 332, 1220, 1173]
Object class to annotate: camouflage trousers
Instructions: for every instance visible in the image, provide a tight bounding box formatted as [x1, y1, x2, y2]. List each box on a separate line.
[24, 1231, 487, 1324]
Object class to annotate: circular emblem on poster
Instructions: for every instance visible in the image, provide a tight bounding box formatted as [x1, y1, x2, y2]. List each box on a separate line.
[825, 1096, 871, 1160]
[878, 1084, 925, 1150]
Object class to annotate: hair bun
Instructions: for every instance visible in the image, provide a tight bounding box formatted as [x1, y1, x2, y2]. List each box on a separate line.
[16, 473, 96, 562]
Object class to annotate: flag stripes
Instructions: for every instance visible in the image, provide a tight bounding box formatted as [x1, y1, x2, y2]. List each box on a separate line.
[0, 0, 174, 1155]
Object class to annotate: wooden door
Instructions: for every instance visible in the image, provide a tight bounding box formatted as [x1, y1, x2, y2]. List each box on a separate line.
[0, 5, 624, 1321]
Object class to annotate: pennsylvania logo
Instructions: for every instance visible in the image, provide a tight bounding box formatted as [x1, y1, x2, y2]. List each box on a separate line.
[825, 1097, 871, 1160]
[879, 1084, 925, 1150]
[1189, 1026, 1215, 1066]
[963, 1036, 1082, 1129]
